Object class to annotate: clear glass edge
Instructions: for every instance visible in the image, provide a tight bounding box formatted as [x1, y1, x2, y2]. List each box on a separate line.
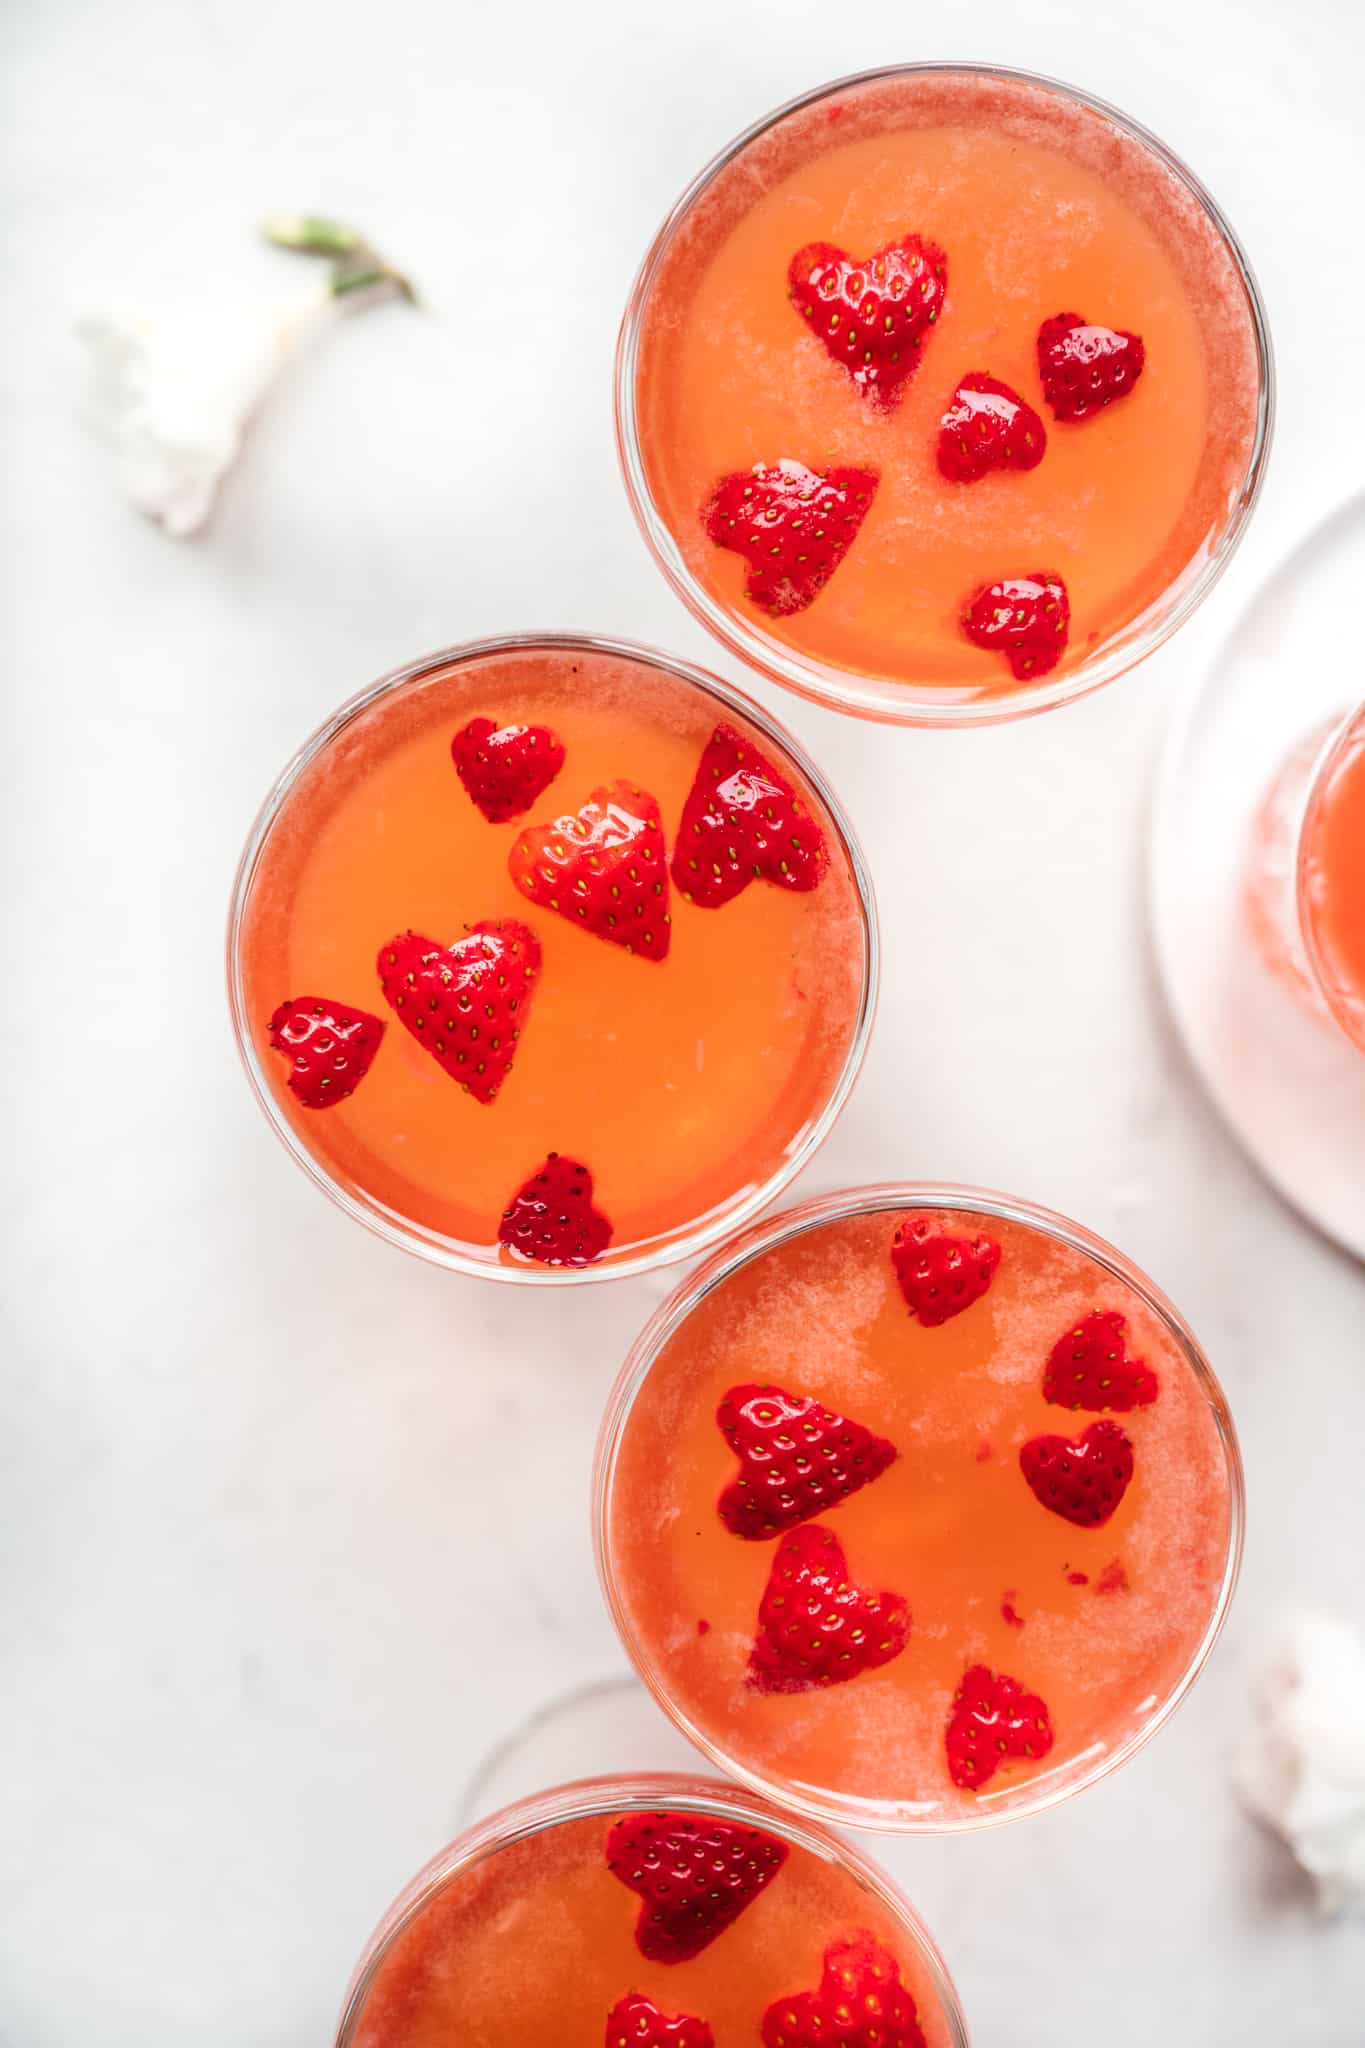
[613, 58, 1276, 729]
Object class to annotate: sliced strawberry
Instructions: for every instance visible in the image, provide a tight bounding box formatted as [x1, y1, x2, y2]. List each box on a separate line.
[1019, 1419, 1134, 1528]
[891, 1215, 1000, 1327]
[716, 1384, 897, 1541]
[605, 1993, 714, 2048]
[451, 716, 564, 823]
[761, 1934, 927, 2048]
[267, 996, 384, 1109]
[788, 233, 947, 409]
[605, 1810, 787, 1964]
[671, 724, 828, 908]
[748, 1524, 910, 1695]
[702, 461, 878, 618]
[961, 572, 1069, 682]
[509, 781, 670, 960]
[376, 920, 540, 1105]
[497, 1152, 612, 1267]
[945, 1664, 1054, 1792]
[938, 373, 1046, 483]
[1038, 312, 1146, 422]
[1043, 1309, 1158, 1411]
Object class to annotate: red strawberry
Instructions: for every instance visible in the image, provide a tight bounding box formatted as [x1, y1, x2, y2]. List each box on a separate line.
[376, 920, 540, 1105]
[716, 1384, 897, 1541]
[938, 373, 1046, 483]
[509, 781, 670, 961]
[1043, 1309, 1158, 1411]
[961, 571, 1069, 682]
[1019, 1419, 1134, 1529]
[761, 1934, 926, 2048]
[606, 1994, 714, 2048]
[1038, 312, 1146, 422]
[267, 996, 384, 1109]
[945, 1664, 1054, 1792]
[748, 1524, 910, 1695]
[497, 1152, 612, 1267]
[890, 1215, 1000, 1327]
[702, 461, 878, 618]
[788, 233, 947, 409]
[451, 716, 565, 823]
[605, 1811, 788, 1963]
[672, 724, 828, 908]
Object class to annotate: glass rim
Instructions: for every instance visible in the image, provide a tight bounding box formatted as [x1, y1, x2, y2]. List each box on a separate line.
[593, 1181, 1246, 1833]
[1296, 699, 1365, 1052]
[225, 630, 880, 1285]
[332, 1769, 971, 2046]
[614, 58, 1276, 729]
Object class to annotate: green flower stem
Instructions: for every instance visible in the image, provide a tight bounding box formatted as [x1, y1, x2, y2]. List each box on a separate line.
[262, 213, 417, 305]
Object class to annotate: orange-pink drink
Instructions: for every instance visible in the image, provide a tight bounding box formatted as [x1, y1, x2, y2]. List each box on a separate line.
[337, 1780, 967, 2046]
[599, 1189, 1241, 1829]
[622, 65, 1267, 719]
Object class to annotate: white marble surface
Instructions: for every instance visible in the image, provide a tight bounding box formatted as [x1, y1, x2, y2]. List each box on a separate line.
[4, 1, 1364, 2041]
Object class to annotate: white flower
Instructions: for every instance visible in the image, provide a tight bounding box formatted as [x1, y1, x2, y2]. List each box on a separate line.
[1240, 1611, 1365, 1914]
[78, 216, 413, 538]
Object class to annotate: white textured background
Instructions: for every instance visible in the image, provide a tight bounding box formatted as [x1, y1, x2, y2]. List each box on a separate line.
[4, 1, 1364, 2042]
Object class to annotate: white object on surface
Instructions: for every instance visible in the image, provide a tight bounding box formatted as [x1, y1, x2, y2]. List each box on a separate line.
[77, 292, 332, 537]
[1241, 1614, 1365, 1915]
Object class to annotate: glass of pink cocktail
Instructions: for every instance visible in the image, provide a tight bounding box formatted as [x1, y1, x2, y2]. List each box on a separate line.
[617, 63, 1271, 725]
[596, 1186, 1243, 1832]
[335, 1775, 968, 2046]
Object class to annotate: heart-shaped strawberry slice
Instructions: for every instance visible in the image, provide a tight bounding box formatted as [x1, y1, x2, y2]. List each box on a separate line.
[267, 996, 385, 1110]
[938, 373, 1047, 483]
[509, 781, 670, 960]
[788, 233, 947, 409]
[451, 716, 565, 823]
[1019, 1418, 1134, 1528]
[961, 571, 1069, 682]
[945, 1664, 1054, 1791]
[748, 1524, 910, 1695]
[497, 1151, 612, 1267]
[672, 724, 828, 908]
[605, 1811, 788, 1963]
[716, 1384, 896, 1541]
[702, 460, 878, 618]
[891, 1215, 1000, 1326]
[376, 920, 539, 1104]
[1043, 1309, 1158, 1411]
[761, 1934, 927, 2048]
[606, 1994, 713, 2048]
[1038, 311, 1145, 422]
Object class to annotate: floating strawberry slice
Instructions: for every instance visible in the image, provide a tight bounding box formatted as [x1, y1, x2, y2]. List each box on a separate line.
[509, 780, 670, 960]
[961, 571, 1069, 682]
[497, 1151, 612, 1267]
[788, 233, 947, 409]
[702, 461, 878, 618]
[945, 1664, 1054, 1792]
[376, 920, 540, 1105]
[938, 373, 1046, 483]
[605, 1810, 788, 1963]
[891, 1215, 1000, 1327]
[605, 1993, 714, 2048]
[672, 724, 828, 908]
[761, 1934, 927, 2048]
[748, 1524, 910, 1695]
[1019, 1419, 1134, 1528]
[716, 1384, 897, 1541]
[1038, 311, 1146, 422]
[1043, 1309, 1158, 1411]
[451, 716, 565, 823]
[267, 996, 385, 1109]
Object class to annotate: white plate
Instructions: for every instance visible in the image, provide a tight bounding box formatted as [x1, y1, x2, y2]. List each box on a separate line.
[1150, 494, 1365, 1261]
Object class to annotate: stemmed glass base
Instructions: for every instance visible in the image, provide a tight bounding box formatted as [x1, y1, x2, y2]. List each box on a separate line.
[1149, 491, 1365, 1260]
